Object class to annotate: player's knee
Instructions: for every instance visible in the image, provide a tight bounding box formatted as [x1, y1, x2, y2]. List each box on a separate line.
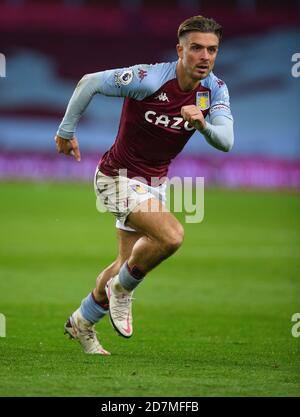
[161, 224, 184, 255]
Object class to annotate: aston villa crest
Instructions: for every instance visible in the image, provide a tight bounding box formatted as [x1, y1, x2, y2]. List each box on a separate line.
[196, 91, 210, 111]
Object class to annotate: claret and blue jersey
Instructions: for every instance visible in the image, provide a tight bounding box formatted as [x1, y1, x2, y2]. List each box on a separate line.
[58, 60, 233, 184]
[98, 61, 233, 183]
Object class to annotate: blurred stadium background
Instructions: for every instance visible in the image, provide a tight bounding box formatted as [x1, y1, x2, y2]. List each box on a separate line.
[0, 0, 299, 186]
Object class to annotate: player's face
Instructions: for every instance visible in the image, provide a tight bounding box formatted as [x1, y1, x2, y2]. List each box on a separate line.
[177, 32, 219, 80]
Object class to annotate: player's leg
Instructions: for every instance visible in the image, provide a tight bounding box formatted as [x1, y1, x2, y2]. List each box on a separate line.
[106, 197, 184, 338]
[127, 198, 184, 273]
[95, 169, 184, 337]
[93, 229, 144, 305]
[64, 229, 142, 354]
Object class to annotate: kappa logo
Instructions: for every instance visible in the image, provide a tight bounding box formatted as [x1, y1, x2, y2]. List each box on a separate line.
[216, 79, 224, 88]
[155, 92, 169, 102]
[138, 68, 147, 82]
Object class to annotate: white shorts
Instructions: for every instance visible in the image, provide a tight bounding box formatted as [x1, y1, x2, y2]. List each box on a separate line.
[94, 168, 167, 232]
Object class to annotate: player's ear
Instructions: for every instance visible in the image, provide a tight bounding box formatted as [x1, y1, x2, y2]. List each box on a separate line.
[176, 43, 183, 59]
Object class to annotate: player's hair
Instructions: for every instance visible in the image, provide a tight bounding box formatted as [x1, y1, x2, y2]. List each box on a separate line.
[178, 16, 222, 41]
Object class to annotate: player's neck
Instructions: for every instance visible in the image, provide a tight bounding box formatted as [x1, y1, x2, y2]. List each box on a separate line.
[176, 61, 201, 92]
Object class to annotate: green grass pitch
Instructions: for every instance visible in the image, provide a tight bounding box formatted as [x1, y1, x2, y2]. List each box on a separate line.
[0, 181, 299, 396]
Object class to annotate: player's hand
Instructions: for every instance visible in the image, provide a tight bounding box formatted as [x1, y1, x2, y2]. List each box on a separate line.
[181, 105, 206, 132]
[54, 135, 81, 162]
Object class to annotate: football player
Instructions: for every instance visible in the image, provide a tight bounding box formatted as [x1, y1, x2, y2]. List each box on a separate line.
[56, 15, 234, 355]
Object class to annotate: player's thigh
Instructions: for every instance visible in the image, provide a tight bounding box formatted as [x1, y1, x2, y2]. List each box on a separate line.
[126, 198, 184, 245]
[117, 229, 144, 262]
